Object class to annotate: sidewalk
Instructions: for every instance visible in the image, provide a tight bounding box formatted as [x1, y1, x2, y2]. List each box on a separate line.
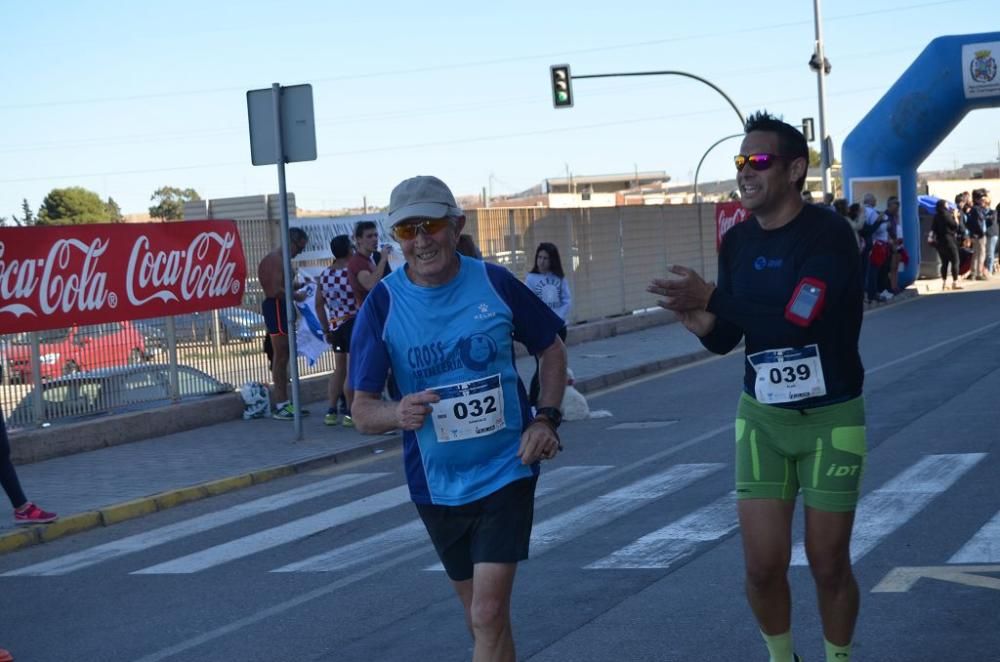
[0, 289, 919, 553]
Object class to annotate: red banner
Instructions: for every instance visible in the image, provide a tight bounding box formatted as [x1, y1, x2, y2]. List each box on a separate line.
[0, 220, 247, 334]
[715, 201, 749, 250]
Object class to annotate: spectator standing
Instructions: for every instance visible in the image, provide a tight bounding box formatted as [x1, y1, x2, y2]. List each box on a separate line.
[457, 233, 482, 259]
[2, 410, 57, 525]
[257, 227, 311, 420]
[524, 242, 572, 407]
[348, 221, 392, 305]
[844, 202, 865, 253]
[966, 190, 989, 280]
[859, 193, 888, 302]
[315, 235, 360, 427]
[982, 191, 996, 275]
[884, 196, 903, 295]
[350, 175, 567, 662]
[931, 199, 962, 290]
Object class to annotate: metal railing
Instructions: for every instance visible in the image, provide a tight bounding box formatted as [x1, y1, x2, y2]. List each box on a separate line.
[1, 204, 717, 429]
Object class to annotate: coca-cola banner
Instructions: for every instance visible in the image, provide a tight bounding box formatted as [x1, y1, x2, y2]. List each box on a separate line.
[715, 201, 749, 250]
[0, 220, 247, 334]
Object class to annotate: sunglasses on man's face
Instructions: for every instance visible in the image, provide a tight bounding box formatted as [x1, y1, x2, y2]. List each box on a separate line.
[734, 153, 783, 172]
[390, 218, 452, 241]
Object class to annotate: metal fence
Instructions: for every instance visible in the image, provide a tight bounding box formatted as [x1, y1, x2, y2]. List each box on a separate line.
[1, 204, 718, 429]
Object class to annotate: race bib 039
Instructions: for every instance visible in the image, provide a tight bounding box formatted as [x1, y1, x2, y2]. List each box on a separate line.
[747, 344, 827, 405]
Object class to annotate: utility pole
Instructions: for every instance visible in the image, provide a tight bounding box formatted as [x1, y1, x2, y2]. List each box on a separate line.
[812, 0, 832, 197]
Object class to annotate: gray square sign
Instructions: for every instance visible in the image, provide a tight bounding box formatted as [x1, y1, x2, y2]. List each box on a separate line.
[247, 84, 317, 165]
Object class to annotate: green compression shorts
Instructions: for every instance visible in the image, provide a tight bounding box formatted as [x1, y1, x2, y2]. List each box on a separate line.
[735, 392, 867, 512]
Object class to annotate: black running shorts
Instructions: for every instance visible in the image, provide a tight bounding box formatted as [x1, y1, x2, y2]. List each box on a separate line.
[415, 475, 538, 581]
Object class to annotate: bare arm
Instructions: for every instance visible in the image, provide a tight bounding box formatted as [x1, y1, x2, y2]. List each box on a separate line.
[518, 336, 567, 465]
[357, 253, 390, 292]
[352, 389, 440, 435]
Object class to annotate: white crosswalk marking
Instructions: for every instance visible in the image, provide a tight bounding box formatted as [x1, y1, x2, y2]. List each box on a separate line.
[790, 453, 986, 566]
[587, 492, 738, 569]
[273, 466, 613, 573]
[132, 485, 412, 574]
[949, 510, 1000, 564]
[3, 473, 387, 577]
[426, 463, 725, 571]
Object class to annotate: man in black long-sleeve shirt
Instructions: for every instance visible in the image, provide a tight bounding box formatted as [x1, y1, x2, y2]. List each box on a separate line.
[648, 111, 865, 662]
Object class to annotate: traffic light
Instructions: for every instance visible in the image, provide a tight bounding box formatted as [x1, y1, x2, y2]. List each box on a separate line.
[550, 64, 573, 108]
[801, 117, 815, 142]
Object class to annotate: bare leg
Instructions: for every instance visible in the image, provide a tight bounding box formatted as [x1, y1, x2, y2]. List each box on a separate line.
[738, 499, 796, 634]
[804, 507, 859, 646]
[327, 352, 348, 410]
[451, 578, 475, 640]
[470, 562, 517, 662]
[270, 335, 289, 405]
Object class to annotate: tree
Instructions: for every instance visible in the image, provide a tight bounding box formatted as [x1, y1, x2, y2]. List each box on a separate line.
[9, 198, 36, 226]
[37, 187, 110, 225]
[149, 186, 201, 221]
[106, 197, 123, 222]
[808, 147, 821, 167]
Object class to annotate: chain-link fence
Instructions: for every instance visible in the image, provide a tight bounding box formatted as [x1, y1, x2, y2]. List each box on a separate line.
[1, 203, 717, 430]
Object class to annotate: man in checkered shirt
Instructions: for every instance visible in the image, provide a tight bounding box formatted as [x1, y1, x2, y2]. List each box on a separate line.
[314, 234, 360, 426]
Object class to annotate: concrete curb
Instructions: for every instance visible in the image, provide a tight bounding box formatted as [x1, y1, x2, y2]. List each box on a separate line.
[0, 288, 922, 555]
[9, 309, 678, 465]
[0, 434, 403, 555]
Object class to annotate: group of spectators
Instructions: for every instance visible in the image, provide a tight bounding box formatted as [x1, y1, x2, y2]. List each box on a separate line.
[828, 192, 905, 303]
[823, 188, 998, 299]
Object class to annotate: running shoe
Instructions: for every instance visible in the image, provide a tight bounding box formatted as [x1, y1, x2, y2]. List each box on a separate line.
[273, 403, 310, 420]
[14, 502, 58, 525]
[324, 412, 339, 426]
[341, 415, 354, 428]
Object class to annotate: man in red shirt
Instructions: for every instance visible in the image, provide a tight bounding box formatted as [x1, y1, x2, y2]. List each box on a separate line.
[347, 221, 392, 306]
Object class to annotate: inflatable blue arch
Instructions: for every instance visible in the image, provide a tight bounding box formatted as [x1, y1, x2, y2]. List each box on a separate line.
[842, 31, 1000, 286]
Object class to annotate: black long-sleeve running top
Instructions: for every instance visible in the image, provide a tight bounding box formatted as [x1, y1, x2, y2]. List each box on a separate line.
[700, 204, 864, 408]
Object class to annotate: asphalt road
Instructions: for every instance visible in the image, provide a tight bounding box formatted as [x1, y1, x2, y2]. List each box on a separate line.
[1, 285, 998, 662]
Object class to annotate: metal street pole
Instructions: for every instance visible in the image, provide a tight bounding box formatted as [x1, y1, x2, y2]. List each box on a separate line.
[813, 0, 831, 197]
[272, 83, 303, 440]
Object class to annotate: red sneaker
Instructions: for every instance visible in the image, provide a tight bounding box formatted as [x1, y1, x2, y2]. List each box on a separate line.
[0, 646, 13, 661]
[13, 502, 58, 525]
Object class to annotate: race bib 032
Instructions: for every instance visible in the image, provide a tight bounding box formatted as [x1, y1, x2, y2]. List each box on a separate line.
[428, 374, 506, 442]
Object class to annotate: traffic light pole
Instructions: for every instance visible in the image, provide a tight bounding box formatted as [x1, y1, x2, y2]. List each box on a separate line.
[570, 70, 745, 127]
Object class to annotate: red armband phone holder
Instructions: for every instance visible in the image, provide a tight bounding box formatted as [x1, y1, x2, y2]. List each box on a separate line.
[784, 277, 827, 327]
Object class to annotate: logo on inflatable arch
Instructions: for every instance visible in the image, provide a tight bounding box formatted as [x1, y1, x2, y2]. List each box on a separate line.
[970, 49, 997, 83]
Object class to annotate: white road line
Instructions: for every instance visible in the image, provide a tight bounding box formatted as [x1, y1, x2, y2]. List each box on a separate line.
[273, 465, 613, 573]
[791, 453, 986, 566]
[2, 473, 387, 577]
[426, 463, 725, 571]
[949, 510, 1000, 564]
[132, 485, 412, 574]
[587, 492, 738, 569]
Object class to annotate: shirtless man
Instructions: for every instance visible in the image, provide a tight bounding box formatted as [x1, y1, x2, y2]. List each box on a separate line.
[257, 227, 309, 420]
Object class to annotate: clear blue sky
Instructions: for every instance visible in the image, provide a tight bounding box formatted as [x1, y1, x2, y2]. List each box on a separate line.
[1, 0, 997, 218]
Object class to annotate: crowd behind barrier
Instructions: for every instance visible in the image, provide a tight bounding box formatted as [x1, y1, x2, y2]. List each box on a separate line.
[1, 204, 721, 428]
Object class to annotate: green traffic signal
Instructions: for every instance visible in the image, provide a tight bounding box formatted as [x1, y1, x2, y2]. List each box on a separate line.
[550, 64, 573, 109]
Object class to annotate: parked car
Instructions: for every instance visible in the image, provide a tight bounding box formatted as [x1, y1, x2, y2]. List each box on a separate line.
[7, 364, 232, 428]
[133, 308, 267, 345]
[2, 321, 149, 384]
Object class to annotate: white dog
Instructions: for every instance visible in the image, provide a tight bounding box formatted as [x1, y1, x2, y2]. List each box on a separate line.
[560, 368, 590, 421]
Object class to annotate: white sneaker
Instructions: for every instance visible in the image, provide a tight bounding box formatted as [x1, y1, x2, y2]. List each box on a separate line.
[878, 290, 894, 301]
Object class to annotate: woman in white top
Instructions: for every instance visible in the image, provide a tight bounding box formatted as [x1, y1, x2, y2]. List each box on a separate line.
[524, 242, 571, 406]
